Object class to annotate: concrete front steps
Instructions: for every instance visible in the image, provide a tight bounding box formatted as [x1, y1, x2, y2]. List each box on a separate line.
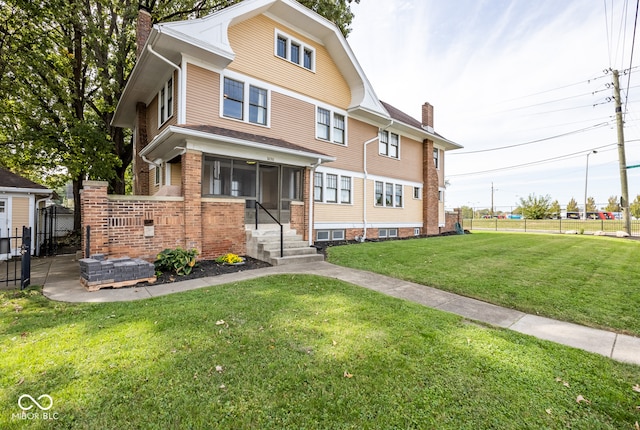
[246, 225, 324, 266]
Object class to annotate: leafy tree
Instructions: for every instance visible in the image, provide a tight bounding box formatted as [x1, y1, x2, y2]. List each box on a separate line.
[460, 205, 473, 219]
[586, 197, 597, 212]
[550, 200, 561, 218]
[630, 195, 640, 219]
[519, 194, 552, 219]
[1, 0, 361, 229]
[567, 197, 579, 212]
[605, 195, 621, 212]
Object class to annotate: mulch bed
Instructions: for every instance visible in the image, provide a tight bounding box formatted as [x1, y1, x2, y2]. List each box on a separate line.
[142, 256, 272, 286]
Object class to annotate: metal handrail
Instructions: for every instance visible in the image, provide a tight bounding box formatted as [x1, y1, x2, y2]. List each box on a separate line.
[255, 202, 283, 258]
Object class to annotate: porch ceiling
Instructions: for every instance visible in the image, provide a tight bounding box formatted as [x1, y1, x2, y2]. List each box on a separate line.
[140, 125, 335, 167]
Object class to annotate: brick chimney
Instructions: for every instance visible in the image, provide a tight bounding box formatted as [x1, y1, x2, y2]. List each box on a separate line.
[422, 102, 434, 133]
[136, 5, 152, 59]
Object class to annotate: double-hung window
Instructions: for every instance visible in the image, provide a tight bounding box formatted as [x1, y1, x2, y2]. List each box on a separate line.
[340, 176, 351, 203]
[333, 114, 345, 144]
[314, 172, 323, 202]
[315, 172, 352, 204]
[317, 108, 330, 140]
[223, 76, 269, 126]
[158, 76, 174, 126]
[249, 86, 267, 125]
[379, 130, 399, 158]
[374, 181, 404, 208]
[433, 147, 440, 169]
[326, 174, 338, 203]
[317, 107, 347, 145]
[223, 77, 244, 120]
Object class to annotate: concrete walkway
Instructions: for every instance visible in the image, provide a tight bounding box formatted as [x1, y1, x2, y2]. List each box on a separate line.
[38, 255, 640, 366]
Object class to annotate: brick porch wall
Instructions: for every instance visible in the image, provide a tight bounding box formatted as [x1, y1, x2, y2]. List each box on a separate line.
[81, 181, 248, 261]
[201, 199, 246, 259]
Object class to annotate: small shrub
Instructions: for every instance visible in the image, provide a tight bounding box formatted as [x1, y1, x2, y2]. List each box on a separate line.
[215, 253, 244, 265]
[155, 248, 198, 276]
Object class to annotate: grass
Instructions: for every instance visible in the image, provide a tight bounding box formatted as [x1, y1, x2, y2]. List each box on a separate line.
[1, 276, 639, 429]
[327, 231, 640, 336]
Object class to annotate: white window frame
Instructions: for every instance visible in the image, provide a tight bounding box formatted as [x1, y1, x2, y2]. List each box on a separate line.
[316, 106, 348, 145]
[389, 228, 398, 238]
[316, 230, 330, 241]
[158, 75, 174, 127]
[413, 187, 421, 200]
[153, 164, 161, 186]
[331, 230, 345, 241]
[414, 227, 421, 236]
[221, 74, 270, 127]
[379, 130, 400, 159]
[274, 29, 316, 72]
[379, 228, 387, 238]
[314, 171, 352, 205]
[433, 147, 440, 169]
[374, 181, 404, 208]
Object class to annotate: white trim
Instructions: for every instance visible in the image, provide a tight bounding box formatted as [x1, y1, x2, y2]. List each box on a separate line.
[220, 74, 271, 127]
[274, 28, 316, 72]
[314, 222, 421, 229]
[0, 187, 52, 195]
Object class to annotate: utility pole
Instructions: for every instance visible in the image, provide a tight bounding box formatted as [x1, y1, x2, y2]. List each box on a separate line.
[491, 182, 495, 216]
[612, 70, 631, 235]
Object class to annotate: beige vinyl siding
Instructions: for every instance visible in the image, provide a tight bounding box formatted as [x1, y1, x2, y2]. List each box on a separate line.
[228, 15, 351, 109]
[170, 162, 182, 186]
[314, 177, 363, 223]
[366, 182, 423, 224]
[11, 197, 30, 229]
[150, 166, 160, 195]
[186, 63, 219, 124]
[147, 96, 159, 140]
[314, 179, 422, 225]
[183, 66, 363, 170]
[366, 134, 424, 184]
[146, 70, 177, 140]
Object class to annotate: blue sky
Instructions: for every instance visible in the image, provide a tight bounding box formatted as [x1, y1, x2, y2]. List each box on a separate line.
[348, 0, 640, 211]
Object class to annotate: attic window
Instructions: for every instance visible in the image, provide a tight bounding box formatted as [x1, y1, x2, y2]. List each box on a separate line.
[274, 30, 315, 72]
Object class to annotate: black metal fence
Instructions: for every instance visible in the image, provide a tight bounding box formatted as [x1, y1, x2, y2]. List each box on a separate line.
[0, 226, 31, 289]
[37, 205, 78, 256]
[461, 218, 640, 236]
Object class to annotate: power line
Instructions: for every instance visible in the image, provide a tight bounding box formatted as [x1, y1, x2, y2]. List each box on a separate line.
[448, 144, 620, 178]
[624, 0, 640, 118]
[450, 123, 609, 155]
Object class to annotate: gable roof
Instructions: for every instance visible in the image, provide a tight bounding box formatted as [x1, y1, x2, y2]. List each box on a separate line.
[0, 167, 50, 193]
[113, 0, 387, 128]
[379, 101, 462, 151]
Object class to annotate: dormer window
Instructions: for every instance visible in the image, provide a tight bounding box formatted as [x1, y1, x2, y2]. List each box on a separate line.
[274, 30, 315, 71]
[158, 75, 173, 126]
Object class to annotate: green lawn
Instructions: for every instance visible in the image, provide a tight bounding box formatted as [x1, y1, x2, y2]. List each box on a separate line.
[1, 276, 639, 429]
[327, 232, 640, 337]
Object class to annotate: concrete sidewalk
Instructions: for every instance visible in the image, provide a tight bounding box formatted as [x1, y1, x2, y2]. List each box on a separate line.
[38, 254, 640, 366]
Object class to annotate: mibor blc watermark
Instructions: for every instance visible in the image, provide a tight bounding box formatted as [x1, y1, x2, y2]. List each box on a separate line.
[12, 394, 59, 421]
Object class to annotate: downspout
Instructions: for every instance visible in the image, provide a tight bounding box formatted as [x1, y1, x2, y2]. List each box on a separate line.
[308, 158, 322, 246]
[141, 154, 163, 187]
[147, 44, 184, 123]
[362, 120, 394, 241]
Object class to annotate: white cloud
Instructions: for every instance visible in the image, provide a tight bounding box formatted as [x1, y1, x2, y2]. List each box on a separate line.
[349, 0, 640, 208]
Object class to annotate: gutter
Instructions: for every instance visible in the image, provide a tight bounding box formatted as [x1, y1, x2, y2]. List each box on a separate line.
[362, 120, 394, 241]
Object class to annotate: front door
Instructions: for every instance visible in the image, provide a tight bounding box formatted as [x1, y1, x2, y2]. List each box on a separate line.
[244, 163, 282, 224]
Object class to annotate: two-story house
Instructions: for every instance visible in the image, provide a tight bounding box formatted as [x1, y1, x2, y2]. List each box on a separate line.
[85, 0, 461, 264]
